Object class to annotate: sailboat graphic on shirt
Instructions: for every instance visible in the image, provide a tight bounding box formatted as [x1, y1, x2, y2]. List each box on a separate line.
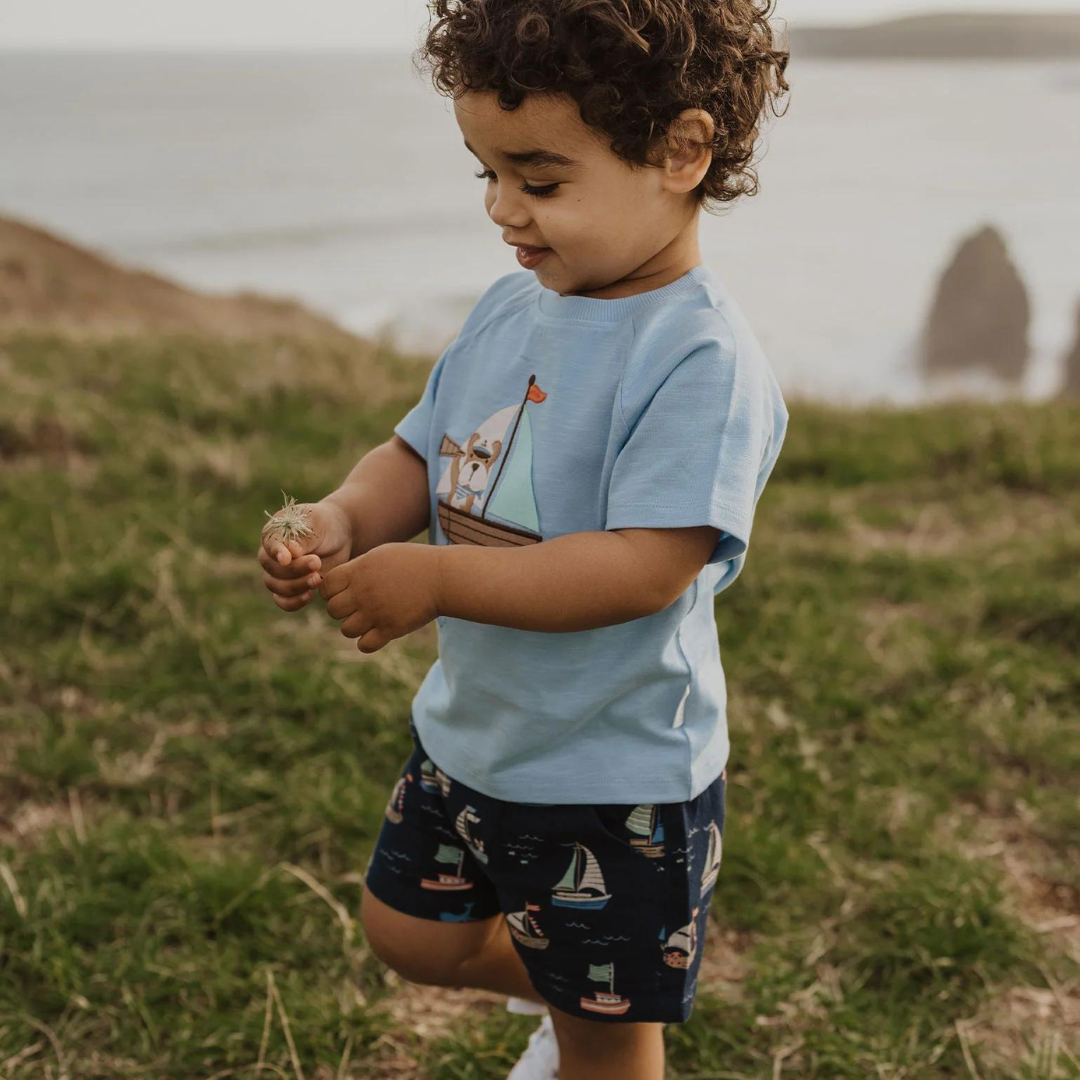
[436, 374, 547, 548]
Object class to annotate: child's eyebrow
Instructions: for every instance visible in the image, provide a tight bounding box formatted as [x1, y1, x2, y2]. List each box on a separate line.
[464, 139, 581, 171]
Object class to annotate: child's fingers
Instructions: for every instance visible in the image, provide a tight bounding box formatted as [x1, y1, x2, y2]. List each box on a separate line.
[262, 535, 309, 567]
[258, 543, 321, 579]
[278, 543, 321, 573]
[261, 536, 290, 566]
[263, 569, 322, 597]
[273, 589, 313, 610]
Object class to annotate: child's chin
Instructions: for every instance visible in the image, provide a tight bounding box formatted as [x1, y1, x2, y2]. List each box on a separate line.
[531, 259, 557, 281]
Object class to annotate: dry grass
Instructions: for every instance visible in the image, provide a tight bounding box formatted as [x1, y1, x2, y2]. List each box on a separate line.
[940, 807, 1080, 1076]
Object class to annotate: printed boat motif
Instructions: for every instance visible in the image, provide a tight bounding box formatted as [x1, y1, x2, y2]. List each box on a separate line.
[552, 843, 611, 909]
[436, 375, 547, 548]
[421, 843, 474, 892]
[700, 821, 723, 893]
[506, 902, 550, 949]
[419, 757, 441, 794]
[659, 906, 699, 969]
[626, 804, 665, 858]
[434, 766, 452, 798]
[384, 773, 410, 824]
[580, 961, 630, 1015]
[454, 804, 489, 864]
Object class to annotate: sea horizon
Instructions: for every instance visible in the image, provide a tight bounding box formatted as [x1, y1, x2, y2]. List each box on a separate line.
[2, 48, 1077, 402]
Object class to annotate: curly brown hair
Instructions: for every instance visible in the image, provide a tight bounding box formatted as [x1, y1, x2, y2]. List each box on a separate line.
[414, 0, 791, 213]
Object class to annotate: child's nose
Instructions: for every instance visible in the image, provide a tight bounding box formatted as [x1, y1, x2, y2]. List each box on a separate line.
[487, 188, 530, 231]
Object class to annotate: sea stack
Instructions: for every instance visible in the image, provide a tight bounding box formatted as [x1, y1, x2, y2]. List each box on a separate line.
[920, 224, 1030, 384]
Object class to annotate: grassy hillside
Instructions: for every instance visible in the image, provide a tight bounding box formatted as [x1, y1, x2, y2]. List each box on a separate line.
[1, 328, 1078, 1079]
[0, 213, 362, 344]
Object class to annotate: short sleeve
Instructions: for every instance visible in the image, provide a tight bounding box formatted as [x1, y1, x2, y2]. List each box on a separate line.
[393, 342, 452, 464]
[604, 340, 786, 567]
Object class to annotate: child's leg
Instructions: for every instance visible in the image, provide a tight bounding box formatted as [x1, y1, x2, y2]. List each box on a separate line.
[451, 915, 548, 1004]
[361, 887, 546, 1004]
[547, 1005, 665, 1080]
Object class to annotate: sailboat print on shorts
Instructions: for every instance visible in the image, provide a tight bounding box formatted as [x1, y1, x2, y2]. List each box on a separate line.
[454, 805, 489, 865]
[506, 902, 550, 950]
[433, 765, 451, 798]
[384, 772, 411, 824]
[420, 843, 474, 892]
[659, 906, 700, 969]
[436, 374, 547, 548]
[419, 757, 441, 794]
[580, 961, 631, 1015]
[551, 842, 611, 909]
[626, 804, 666, 858]
[700, 821, 723, 893]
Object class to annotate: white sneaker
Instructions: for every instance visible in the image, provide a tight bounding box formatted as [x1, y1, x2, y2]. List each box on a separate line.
[506, 995, 549, 1016]
[505, 1013, 560, 1080]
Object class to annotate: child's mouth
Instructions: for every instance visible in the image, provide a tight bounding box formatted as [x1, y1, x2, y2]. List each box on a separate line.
[516, 246, 551, 269]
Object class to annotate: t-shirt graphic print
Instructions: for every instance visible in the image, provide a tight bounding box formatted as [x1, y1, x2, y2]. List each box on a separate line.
[437, 374, 548, 549]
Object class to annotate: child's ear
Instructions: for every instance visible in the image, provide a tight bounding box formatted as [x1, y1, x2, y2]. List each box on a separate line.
[661, 109, 715, 194]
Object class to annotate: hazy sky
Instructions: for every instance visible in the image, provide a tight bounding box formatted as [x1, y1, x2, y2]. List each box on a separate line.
[2, 1, 1079, 50]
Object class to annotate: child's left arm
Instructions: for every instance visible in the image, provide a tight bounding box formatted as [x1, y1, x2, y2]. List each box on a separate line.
[436, 525, 721, 629]
[317, 526, 718, 652]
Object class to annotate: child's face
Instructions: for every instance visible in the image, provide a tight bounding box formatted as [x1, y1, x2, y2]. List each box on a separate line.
[455, 90, 698, 297]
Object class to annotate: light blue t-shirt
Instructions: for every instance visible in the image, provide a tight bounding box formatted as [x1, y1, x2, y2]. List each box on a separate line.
[393, 263, 788, 805]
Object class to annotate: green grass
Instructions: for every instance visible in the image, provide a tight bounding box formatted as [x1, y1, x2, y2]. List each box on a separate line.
[1, 328, 1077, 1079]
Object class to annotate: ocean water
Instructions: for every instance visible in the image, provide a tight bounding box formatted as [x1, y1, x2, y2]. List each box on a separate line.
[1, 48, 1077, 403]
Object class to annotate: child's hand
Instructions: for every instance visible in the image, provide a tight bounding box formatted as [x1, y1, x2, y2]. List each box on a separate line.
[258, 499, 353, 611]
[318, 542, 440, 653]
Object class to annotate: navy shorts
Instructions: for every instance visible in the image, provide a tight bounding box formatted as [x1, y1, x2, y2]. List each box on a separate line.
[362, 717, 727, 1024]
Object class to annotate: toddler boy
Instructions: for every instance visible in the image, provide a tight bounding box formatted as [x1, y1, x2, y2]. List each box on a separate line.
[260, 2, 790, 1076]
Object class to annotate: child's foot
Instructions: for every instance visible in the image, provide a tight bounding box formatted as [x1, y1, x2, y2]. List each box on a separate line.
[506, 995, 549, 1016]
[505, 1013, 559, 1080]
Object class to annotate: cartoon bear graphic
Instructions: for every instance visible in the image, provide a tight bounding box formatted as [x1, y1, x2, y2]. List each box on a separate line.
[434, 375, 548, 548]
[447, 429, 503, 514]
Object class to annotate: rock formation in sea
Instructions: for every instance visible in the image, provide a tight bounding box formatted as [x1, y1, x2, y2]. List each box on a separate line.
[0, 211, 360, 343]
[1060, 298, 1080, 400]
[920, 225, 1030, 384]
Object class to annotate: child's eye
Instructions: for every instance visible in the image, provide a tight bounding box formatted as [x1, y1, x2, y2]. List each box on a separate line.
[474, 169, 560, 199]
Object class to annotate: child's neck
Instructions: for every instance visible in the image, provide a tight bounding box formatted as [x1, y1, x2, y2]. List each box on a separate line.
[562, 225, 702, 301]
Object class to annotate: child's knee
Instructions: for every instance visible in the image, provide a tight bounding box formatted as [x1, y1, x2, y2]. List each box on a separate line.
[360, 884, 498, 987]
[361, 888, 453, 984]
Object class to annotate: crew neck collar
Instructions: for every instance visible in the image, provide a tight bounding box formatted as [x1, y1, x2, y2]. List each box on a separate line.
[535, 263, 713, 322]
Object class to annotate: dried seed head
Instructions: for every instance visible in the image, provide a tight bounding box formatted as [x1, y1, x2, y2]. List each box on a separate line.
[262, 490, 316, 546]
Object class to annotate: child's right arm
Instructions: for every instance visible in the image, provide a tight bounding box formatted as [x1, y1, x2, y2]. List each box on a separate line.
[320, 434, 430, 558]
[258, 434, 430, 611]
